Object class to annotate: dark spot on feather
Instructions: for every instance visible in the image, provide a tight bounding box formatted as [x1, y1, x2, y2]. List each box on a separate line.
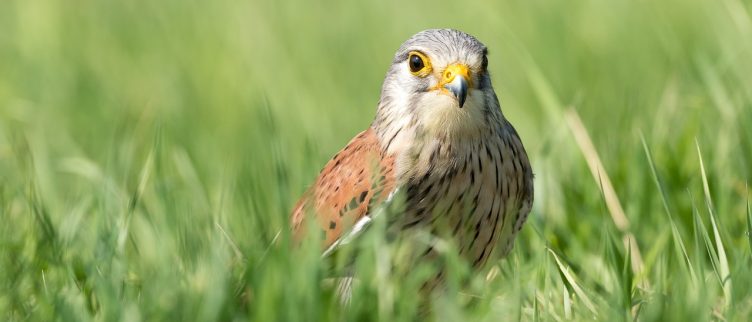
[452, 219, 462, 235]
[359, 191, 368, 203]
[473, 252, 485, 266]
[348, 198, 358, 210]
[403, 218, 422, 229]
[329, 221, 336, 230]
[420, 184, 433, 200]
[495, 162, 500, 188]
[368, 194, 379, 208]
[384, 128, 402, 151]
[468, 222, 482, 249]
[429, 148, 439, 164]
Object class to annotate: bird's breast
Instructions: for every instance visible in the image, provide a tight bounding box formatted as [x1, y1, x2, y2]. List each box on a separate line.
[394, 128, 532, 267]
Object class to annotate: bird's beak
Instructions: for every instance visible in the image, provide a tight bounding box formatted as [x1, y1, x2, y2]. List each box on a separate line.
[438, 63, 471, 108]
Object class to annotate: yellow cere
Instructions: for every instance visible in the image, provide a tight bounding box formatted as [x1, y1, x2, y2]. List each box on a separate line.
[429, 63, 473, 94]
[440, 64, 472, 88]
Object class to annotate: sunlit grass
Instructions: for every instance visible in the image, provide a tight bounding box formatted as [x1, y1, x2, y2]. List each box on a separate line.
[1, 0, 751, 321]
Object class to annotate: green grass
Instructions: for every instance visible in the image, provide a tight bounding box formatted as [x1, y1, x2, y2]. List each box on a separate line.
[1, 0, 752, 320]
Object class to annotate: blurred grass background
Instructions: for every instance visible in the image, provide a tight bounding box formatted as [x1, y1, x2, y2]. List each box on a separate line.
[1, 0, 752, 320]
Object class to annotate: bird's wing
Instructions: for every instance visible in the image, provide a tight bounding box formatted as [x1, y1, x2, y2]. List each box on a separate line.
[291, 128, 397, 252]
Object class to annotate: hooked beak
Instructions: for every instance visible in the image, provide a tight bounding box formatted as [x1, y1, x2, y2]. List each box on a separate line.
[438, 63, 471, 108]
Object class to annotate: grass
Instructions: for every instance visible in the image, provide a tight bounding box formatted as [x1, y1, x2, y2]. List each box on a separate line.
[1, 0, 752, 320]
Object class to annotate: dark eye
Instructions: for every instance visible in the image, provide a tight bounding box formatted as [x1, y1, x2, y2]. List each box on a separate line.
[407, 51, 431, 76]
[409, 54, 425, 73]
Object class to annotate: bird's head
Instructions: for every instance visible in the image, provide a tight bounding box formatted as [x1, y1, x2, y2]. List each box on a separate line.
[374, 29, 502, 141]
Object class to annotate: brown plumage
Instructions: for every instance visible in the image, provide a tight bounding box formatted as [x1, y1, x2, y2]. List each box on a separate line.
[291, 128, 397, 248]
[291, 29, 533, 275]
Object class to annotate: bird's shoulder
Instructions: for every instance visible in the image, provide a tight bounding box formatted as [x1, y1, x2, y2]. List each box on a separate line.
[290, 127, 397, 248]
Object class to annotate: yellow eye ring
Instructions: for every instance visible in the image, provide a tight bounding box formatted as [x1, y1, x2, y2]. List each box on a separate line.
[407, 51, 432, 77]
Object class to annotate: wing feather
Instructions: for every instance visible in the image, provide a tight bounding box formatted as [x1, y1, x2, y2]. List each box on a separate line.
[291, 128, 397, 249]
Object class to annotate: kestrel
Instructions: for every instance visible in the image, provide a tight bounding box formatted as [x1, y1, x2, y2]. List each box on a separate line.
[291, 29, 534, 273]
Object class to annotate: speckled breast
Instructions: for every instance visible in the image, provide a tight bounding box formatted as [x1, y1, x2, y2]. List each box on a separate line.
[397, 125, 534, 269]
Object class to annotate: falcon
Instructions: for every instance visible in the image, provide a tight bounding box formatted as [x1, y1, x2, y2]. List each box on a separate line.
[291, 29, 534, 273]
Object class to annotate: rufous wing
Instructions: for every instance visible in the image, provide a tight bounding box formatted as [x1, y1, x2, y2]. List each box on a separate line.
[291, 128, 397, 249]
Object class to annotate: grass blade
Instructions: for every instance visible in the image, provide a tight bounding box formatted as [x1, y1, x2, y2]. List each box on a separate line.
[696, 141, 731, 305]
[565, 109, 644, 278]
[548, 249, 597, 316]
[641, 134, 696, 282]
[748, 183, 752, 256]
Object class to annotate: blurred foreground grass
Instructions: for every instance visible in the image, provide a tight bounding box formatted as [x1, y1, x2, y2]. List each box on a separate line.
[1, 0, 752, 320]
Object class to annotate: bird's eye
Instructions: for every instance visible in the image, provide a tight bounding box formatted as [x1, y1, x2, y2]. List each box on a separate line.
[407, 51, 431, 76]
[409, 54, 424, 72]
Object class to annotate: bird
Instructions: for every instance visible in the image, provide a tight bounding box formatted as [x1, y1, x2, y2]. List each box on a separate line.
[291, 29, 534, 278]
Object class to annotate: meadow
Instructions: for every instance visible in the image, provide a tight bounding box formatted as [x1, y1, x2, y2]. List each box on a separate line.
[1, 0, 751, 320]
